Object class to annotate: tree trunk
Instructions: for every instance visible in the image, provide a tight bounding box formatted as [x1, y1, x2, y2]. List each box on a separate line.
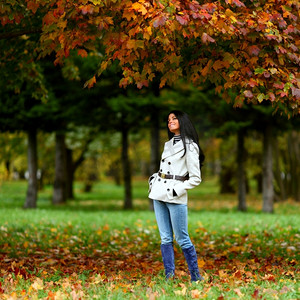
[24, 128, 38, 209]
[273, 136, 287, 201]
[262, 123, 274, 213]
[65, 138, 93, 199]
[5, 160, 10, 180]
[149, 110, 160, 211]
[237, 130, 247, 211]
[121, 126, 132, 209]
[65, 148, 74, 199]
[53, 133, 67, 205]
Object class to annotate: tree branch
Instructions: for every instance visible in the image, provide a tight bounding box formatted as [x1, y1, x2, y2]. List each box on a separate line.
[0, 28, 42, 40]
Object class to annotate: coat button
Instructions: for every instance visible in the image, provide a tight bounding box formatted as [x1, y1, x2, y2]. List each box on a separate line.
[168, 162, 171, 165]
[158, 178, 161, 181]
[167, 171, 170, 174]
[167, 188, 170, 191]
[164, 181, 167, 183]
[162, 159, 165, 162]
[160, 169, 162, 172]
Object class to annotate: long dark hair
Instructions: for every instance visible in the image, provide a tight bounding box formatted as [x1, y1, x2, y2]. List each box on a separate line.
[167, 110, 205, 169]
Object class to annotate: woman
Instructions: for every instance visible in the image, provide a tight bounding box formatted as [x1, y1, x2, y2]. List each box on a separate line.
[148, 110, 205, 282]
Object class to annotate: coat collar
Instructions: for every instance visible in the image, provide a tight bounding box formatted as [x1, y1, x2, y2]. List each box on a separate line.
[162, 138, 184, 159]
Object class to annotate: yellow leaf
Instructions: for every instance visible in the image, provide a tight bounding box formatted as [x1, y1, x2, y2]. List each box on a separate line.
[230, 15, 237, 23]
[132, 2, 147, 15]
[234, 288, 244, 297]
[175, 286, 187, 296]
[224, 52, 234, 64]
[23, 241, 29, 248]
[146, 26, 152, 35]
[198, 259, 206, 268]
[31, 278, 44, 290]
[101, 61, 108, 71]
[127, 39, 136, 49]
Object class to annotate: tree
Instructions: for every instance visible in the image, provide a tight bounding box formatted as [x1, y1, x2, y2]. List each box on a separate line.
[1, 0, 298, 115]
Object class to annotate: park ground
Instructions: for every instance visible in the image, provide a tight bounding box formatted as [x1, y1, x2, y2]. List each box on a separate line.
[0, 178, 299, 299]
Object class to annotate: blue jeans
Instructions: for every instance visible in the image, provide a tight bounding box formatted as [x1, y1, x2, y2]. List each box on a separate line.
[154, 200, 194, 250]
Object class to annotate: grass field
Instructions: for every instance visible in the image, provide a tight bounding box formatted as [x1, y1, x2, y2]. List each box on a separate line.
[0, 178, 299, 299]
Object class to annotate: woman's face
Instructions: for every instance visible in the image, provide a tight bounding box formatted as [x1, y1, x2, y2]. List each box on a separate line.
[168, 113, 180, 135]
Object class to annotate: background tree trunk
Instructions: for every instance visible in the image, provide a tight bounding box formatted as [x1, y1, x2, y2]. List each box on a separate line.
[273, 136, 287, 201]
[121, 126, 132, 209]
[65, 148, 74, 199]
[24, 128, 38, 209]
[237, 130, 247, 211]
[53, 133, 67, 205]
[262, 123, 274, 213]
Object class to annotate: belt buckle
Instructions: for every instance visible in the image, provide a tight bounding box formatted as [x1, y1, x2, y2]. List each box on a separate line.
[161, 173, 166, 179]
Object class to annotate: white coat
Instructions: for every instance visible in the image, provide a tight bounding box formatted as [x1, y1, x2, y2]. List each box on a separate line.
[148, 137, 202, 204]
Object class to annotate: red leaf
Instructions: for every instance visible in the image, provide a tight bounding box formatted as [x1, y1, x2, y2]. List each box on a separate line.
[226, 0, 245, 7]
[248, 45, 260, 56]
[27, 1, 40, 14]
[78, 49, 88, 58]
[201, 3, 217, 13]
[202, 32, 215, 44]
[244, 90, 253, 98]
[291, 87, 300, 99]
[252, 289, 259, 299]
[273, 82, 284, 89]
[176, 15, 189, 25]
[232, 0, 246, 7]
[248, 79, 258, 87]
[268, 92, 275, 102]
[153, 15, 166, 28]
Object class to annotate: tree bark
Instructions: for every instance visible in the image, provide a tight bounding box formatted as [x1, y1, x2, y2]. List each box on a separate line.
[65, 148, 74, 199]
[65, 138, 94, 199]
[237, 130, 247, 211]
[121, 126, 133, 209]
[273, 136, 287, 201]
[53, 133, 67, 205]
[24, 128, 38, 209]
[262, 123, 274, 213]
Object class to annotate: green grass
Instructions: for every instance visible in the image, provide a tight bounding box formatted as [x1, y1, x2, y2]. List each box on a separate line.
[0, 178, 299, 299]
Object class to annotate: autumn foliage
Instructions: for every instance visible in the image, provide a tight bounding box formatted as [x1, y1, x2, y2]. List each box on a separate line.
[0, 211, 298, 299]
[1, 0, 299, 114]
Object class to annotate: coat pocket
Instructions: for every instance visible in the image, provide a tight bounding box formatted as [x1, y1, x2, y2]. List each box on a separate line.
[148, 173, 157, 193]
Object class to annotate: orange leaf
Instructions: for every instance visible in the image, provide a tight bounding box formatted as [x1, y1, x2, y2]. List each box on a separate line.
[27, 1, 39, 14]
[201, 59, 213, 76]
[77, 49, 88, 58]
[191, 289, 201, 298]
[123, 9, 136, 21]
[84, 76, 96, 89]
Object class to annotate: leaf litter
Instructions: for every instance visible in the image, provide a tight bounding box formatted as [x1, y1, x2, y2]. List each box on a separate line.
[0, 219, 299, 299]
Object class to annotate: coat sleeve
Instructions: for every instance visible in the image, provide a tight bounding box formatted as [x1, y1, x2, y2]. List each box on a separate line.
[173, 142, 201, 197]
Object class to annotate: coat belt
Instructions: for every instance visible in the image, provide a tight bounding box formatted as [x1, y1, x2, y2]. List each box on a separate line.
[158, 172, 189, 182]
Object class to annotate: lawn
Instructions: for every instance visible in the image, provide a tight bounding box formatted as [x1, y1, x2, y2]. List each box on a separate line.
[0, 178, 299, 299]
